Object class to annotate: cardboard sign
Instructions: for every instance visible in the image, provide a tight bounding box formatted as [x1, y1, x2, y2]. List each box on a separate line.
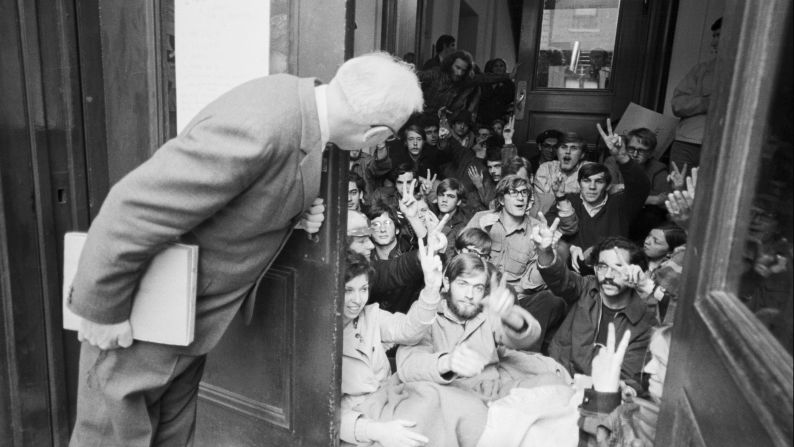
[614, 102, 680, 159]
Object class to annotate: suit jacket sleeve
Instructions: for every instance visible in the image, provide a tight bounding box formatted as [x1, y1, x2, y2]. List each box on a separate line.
[69, 81, 298, 324]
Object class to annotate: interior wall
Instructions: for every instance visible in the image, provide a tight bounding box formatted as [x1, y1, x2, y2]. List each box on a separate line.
[353, 0, 381, 56]
[663, 0, 725, 115]
[421, 0, 516, 70]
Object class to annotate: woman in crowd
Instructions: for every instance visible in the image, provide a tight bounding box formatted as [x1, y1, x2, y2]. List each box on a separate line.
[341, 247, 486, 446]
[642, 222, 687, 324]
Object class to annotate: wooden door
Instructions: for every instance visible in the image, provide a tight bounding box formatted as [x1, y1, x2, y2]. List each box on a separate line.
[656, 1, 793, 445]
[513, 0, 675, 154]
[86, 1, 352, 445]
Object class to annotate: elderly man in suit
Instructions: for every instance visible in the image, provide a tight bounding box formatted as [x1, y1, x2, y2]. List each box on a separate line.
[67, 52, 423, 446]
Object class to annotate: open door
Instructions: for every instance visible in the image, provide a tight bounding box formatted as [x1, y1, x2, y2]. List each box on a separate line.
[512, 0, 675, 152]
[656, 1, 793, 445]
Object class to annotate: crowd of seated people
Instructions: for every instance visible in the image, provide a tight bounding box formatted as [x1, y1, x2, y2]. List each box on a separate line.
[337, 46, 711, 446]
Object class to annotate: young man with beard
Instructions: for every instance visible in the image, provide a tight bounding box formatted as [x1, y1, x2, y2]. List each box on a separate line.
[533, 131, 589, 214]
[532, 216, 658, 393]
[465, 175, 578, 352]
[419, 51, 511, 118]
[549, 121, 651, 272]
[396, 253, 570, 400]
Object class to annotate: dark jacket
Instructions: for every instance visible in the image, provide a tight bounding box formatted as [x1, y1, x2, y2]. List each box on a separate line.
[540, 255, 657, 392]
[549, 159, 650, 250]
[369, 248, 424, 314]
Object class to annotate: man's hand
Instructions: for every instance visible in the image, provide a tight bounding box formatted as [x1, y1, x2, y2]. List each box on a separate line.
[550, 172, 567, 198]
[417, 233, 443, 291]
[484, 272, 520, 329]
[667, 161, 688, 190]
[398, 180, 419, 218]
[503, 116, 515, 145]
[591, 323, 631, 393]
[665, 167, 697, 227]
[367, 420, 429, 447]
[418, 169, 437, 196]
[478, 213, 500, 230]
[597, 118, 629, 163]
[569, 245, 585, 273]
[78, 318, 133, 350]
[618, 262, 656, 298]
[467, 166, 484, 189]
[530, 211, 561, 252]
[438, 342, 487, 378]
[426, 213, 451, 254]
[295, 197, 325, 234]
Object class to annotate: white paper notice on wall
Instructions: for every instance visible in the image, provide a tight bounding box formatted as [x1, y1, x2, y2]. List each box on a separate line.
[175, 0, 270, 133]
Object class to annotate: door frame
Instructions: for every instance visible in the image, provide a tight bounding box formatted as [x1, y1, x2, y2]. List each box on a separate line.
[656, 0, 793, 444]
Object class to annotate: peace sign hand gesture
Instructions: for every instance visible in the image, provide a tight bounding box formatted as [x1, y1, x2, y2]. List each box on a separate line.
[530, 211, 561, 252]
[418, 169, 437, 196]
[426, 213, 451, 255]
[597, 118, 628, 162]
[417, 234, 443, 291]
[398, 179, 419, 218]
[503, 116, 515, 145]
[591, 323, 631, 393]
[550, 172, 567, 198]
[667, 161, 688, 190]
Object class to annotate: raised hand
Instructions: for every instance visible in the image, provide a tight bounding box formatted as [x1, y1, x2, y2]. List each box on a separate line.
[618, 262, 656, 297]
[484, 272, 515, 321]
[591, 323, 631, 393]
[417, 235, 443, 290]
[667, 161, 688, 190]
[550, 172, 567, 198]
[596, 118, 628, 160]
[78, 319, 133, 350]
[503, 115, 515, 145]
[426, 213, 451, 254]
[467, 166, 484, 189]
[570, 244, 585, 273]
[398, 180, 419, 218]
[418, 169, 437, 196]
[530, 211, 561, 251]
[367, 420, 429, 447]
[665, 168, 697, 227]
[440, 342, 487, 378]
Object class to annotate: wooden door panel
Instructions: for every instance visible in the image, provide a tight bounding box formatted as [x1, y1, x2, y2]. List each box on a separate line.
[195, 148, 347, 446]
[528, 111, 610, 147]
[198, 266, 297, 433]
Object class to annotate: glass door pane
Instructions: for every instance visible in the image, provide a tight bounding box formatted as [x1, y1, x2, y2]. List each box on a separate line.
[535, 0, 621, 89]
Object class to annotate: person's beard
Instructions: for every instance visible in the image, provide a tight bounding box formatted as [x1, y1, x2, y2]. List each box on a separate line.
[443, 291, 482, 320]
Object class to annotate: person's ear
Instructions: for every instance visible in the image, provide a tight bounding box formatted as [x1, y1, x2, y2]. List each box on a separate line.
[363, 126, 393, 146]
[442, 277, 450, 292]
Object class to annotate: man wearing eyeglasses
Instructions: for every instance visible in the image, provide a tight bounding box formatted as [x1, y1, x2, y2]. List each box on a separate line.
[465, 174, 578, 353]
[67, 52, 423, 445]
[532, 218, 658, 394]
[603, 127, 671, 240]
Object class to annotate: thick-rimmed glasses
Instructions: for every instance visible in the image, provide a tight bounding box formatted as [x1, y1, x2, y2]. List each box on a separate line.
[507, 188, 530, 198]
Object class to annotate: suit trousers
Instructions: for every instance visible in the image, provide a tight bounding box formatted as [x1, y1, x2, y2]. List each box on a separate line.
[70, 341, 206, 447]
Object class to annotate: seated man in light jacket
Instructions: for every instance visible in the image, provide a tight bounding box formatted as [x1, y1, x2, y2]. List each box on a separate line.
[396, 252, 570, 402]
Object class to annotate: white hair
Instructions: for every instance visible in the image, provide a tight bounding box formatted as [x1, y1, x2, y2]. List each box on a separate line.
[331, 52, 424, 128]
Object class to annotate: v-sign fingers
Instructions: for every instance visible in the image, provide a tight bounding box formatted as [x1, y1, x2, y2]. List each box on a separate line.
[597, 122, 608, 141]
[549, 217, 561, 234]
[434, 213, 451, 233]
[606, 118, 613, 136]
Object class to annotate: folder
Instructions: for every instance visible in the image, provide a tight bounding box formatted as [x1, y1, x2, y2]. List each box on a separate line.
[62, 232, 198, 346]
